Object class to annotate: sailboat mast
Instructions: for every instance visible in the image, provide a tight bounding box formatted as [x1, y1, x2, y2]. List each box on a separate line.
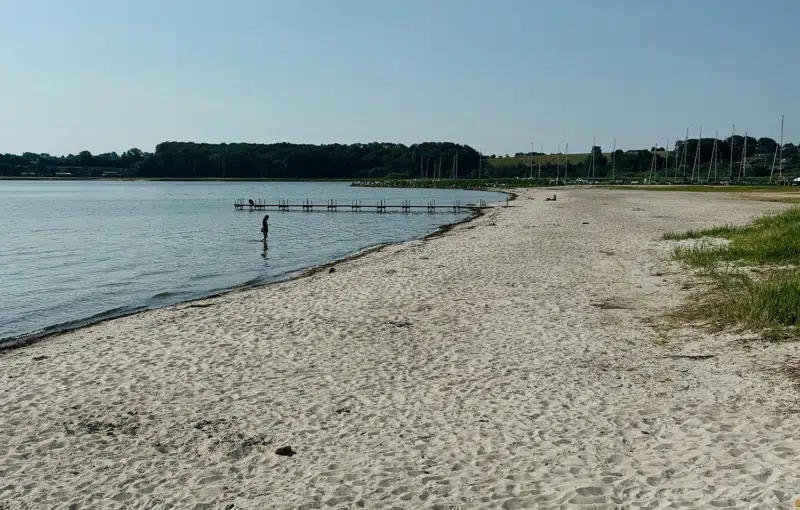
[740, 132, 748, 182]
[530, 142, 534, 178]
[611, 137, 616, 182]
[538, 145, 542, 179]
[707, 134, 717, 183]
[691, 127, 701, 182]
[714, 130, 718, 182]
[770, 142, 779, 183]
[729, 124, 735, 182]
[681, 128, 689, 181]
[650, 142, 657, 183]
[556, 144, 561, 183]
[779, 114, 784, 179]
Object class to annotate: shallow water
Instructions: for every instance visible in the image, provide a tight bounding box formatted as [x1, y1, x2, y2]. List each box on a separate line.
[0, 180, 502, 340]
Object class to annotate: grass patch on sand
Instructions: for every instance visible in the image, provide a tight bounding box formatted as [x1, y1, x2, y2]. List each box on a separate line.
[672, 269, 800, 334]
[661, 226, 738, 242]
[665, 208, 800, 266]
[665, 207, 800, 340]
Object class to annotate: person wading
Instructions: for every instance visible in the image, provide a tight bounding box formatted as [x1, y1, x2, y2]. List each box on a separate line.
[261, 214, 269, 248]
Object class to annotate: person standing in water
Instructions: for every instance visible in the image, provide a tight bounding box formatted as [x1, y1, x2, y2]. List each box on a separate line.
[261, 214, 269, 247]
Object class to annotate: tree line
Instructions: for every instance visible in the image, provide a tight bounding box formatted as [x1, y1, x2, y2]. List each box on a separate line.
[505, 136, 798, 181]
[1, 135, 797, 180]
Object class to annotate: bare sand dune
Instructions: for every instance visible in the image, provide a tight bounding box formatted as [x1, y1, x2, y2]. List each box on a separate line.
[2, 189, 800, 509]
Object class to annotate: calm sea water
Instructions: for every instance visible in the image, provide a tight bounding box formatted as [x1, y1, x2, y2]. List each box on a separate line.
[0, 180, 503, 341]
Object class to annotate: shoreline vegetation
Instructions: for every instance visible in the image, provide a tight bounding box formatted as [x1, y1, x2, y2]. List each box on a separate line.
[663, 207, 800, 341]
[2, 135, 797, 182]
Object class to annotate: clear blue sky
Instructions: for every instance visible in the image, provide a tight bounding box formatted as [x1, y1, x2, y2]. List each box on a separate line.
[1, 0, 798, 156]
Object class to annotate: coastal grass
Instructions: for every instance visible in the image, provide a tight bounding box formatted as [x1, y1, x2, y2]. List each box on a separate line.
[661, 226, 738, 242]
[666, 207, 800, 340]
[672, 269, 800, 336]
[666, 208, 800, 266]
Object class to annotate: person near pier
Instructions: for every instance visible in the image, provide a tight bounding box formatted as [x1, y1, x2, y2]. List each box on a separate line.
[261, 214, 269, 241]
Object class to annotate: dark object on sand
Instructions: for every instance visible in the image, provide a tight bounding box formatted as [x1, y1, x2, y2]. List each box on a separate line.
[665, 354, 715, 360]
[389, 319, 412, 328]
[275, 446, 296, 456]
[545, 194, 557, 202]
[329, 267, 336, 274]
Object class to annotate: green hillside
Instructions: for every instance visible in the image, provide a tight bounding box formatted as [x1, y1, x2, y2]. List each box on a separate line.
[487, 151, 668, 168]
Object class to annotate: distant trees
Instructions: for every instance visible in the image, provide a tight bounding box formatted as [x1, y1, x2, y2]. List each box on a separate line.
[0, 148, 152, 177]
[666, 135, 800, 179]
[756, 137, 778, 155]
[78, 150, 93, 167]
[591, 146, 608, 168]
[0, 142, 488, 179]
[1, 133, 797, 180]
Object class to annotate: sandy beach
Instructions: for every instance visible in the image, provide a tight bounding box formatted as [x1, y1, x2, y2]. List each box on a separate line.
[2, 188, 800, 509]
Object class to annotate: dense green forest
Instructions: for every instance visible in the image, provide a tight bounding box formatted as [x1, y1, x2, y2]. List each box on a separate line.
[1, 136, 797, 181]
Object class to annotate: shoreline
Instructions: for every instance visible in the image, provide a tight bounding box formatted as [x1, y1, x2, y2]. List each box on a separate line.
[5, 188, 798, 508]
[0, 200, 502, 352]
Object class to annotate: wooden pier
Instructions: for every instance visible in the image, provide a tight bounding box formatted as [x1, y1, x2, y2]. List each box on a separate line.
[235, 198, 490, 213]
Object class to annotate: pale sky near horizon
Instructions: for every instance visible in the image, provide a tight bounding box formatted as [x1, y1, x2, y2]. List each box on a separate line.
[1, 0, 798, 156]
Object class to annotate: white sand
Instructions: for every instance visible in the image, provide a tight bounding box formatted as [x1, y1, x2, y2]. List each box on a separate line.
[2, 188, 800, 509]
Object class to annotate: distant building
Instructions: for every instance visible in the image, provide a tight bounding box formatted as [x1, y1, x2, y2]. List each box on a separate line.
[55, 172, 72, 177]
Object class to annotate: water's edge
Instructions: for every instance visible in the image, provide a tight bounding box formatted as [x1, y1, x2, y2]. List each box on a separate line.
[0, 201, 501, 352]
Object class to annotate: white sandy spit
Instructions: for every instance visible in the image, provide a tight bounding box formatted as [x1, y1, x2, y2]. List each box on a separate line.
[2, 189, 800, 509]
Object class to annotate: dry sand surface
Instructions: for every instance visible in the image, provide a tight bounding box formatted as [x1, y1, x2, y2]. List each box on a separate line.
[2, 188, 800, 509]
